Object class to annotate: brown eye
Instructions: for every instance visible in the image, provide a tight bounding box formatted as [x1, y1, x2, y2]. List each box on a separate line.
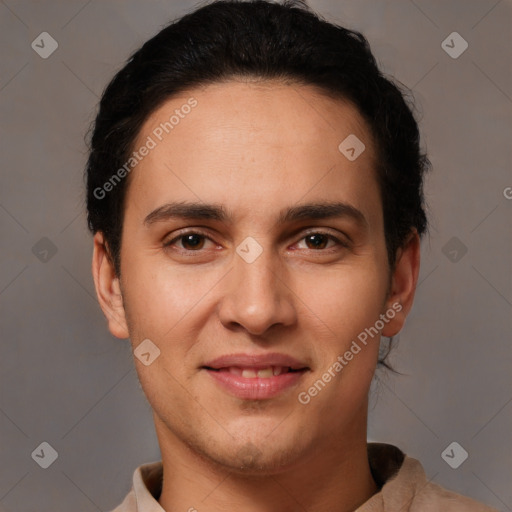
[180, 234, 206, 250]
[163, 231, 214, 252]
[304, 233, 329, 250]
[296, 231, 347, 251]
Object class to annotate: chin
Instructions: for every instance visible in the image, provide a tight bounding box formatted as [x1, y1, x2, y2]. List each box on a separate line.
[203, 428, 311, 476]
[227, 443, 302, 475]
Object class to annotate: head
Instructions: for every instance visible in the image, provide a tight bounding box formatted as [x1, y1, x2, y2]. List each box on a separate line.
[87, 0, 428, 473]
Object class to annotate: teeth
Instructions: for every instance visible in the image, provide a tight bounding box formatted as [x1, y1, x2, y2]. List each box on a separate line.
[257, 367, 274, 378]
[226, 366, 290, 378]
[237, 366, 283, 378]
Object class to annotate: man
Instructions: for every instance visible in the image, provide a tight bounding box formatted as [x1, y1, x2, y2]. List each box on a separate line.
[86, 1, 497, 510]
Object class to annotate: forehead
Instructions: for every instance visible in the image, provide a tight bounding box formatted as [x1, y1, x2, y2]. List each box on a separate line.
[136, 79, 376, 163]
[125, 80, 381, 228]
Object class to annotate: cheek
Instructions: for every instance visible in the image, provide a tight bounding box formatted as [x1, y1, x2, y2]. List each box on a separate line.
[120, 253, 231, 369]
[295, 263, 388, 333]
[293, 262, 387, 402]
[120, 258, 193, 340]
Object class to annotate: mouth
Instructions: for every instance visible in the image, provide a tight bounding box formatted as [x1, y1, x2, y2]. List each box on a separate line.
[202, 353, 310, 400]
[204, 365, 305, 377]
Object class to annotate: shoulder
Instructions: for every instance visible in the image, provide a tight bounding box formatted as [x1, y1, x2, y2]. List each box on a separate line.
[362, 443, 498, 512]
[387, 454, 499, 511]
[409, 476, 498, 511]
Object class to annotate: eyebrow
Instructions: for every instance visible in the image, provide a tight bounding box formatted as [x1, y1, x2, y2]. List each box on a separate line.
[143, 200, 368, 229]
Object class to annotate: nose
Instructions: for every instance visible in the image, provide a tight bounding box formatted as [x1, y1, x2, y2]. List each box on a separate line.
[217, 244, 297, 336]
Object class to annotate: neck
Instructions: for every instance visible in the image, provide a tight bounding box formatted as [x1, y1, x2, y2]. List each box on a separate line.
[156, 416, 379, 512]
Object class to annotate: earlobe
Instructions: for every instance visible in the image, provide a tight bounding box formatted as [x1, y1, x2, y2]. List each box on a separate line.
[91, 232, 130, 339]
[381, 230, 421, 338]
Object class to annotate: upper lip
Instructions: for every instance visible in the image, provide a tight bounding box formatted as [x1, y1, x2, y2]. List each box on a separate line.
[203, 352, 309, 370]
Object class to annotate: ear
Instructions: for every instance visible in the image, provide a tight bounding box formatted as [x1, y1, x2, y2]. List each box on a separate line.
[381, 229, 421, 337]
[91, 232, 130, 339]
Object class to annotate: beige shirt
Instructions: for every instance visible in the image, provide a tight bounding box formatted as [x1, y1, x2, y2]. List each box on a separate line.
[109, 443, 498, 512]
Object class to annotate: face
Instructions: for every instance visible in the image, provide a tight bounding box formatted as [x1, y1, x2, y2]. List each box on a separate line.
[93, 80, 419, 474]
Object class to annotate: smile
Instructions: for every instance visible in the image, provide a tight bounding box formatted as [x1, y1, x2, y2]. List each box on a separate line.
[202, 352, 310, 400]
[209, 365, 302, 378]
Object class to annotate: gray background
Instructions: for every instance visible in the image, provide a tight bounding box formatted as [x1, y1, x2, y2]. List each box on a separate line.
[0, 0, 511, 510]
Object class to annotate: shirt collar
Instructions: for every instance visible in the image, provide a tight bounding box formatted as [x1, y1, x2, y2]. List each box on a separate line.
[132, 460, 165, 512]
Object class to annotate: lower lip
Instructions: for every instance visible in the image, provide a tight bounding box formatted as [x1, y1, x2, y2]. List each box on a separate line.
[204, 369, 306, 400]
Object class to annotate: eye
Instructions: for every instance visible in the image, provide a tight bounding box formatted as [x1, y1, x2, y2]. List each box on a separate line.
[163, 230, 216, 251]
[163, 229, 349, 254]
[295, 231, 348, 251]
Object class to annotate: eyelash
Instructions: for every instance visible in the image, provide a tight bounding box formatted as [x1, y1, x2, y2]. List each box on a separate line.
[163, 229, 349, 253]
